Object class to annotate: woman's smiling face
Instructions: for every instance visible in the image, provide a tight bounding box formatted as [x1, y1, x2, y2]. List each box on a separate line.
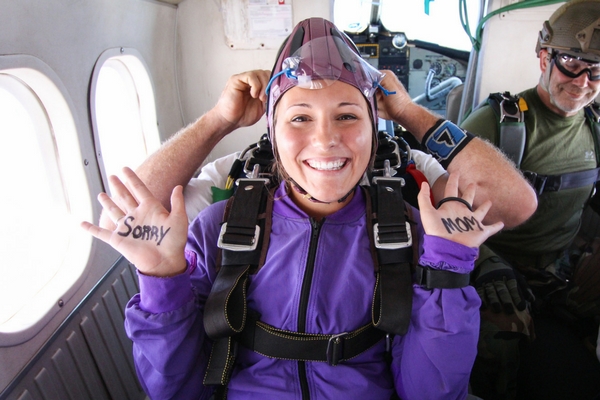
[274, 80, 373, 216]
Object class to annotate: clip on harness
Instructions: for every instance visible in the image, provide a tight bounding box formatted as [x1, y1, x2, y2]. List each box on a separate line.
[202, 135, 472, 397]
[489, 92, 600, 195]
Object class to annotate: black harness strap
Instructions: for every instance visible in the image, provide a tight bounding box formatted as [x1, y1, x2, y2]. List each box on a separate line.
[203, 337, 237, 386]
[203, 178, 270, 389]
[237, 317, 385, 366]
[488, 92, 526, 168]
[204, 179, 269, 340]
[523, 168, 600, 196]
[414, 265, 471, 289]
[367, 178, 414, 336]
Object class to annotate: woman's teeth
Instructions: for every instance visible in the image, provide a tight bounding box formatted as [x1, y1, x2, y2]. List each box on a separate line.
[307, 159, 346, 171]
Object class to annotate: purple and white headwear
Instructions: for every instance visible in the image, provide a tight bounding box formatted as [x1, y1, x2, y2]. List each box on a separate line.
[265, 17, 391, 141]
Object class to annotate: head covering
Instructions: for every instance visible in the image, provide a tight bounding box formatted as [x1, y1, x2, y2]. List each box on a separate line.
[537, 0, 600, 62]
[266, 17, 385, 139]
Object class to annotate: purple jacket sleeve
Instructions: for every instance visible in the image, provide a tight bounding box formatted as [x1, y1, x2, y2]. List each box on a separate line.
[124, 202, 226, 400]
[392, 208, 481, 400]
[124, 259, 214, 400]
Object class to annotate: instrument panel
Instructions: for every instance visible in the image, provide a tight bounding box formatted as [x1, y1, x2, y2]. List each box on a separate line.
[351, 31, 468, 118]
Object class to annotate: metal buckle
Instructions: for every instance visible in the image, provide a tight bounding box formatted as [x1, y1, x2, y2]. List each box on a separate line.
[586, 103, 600, 123]
[499, 97, 522, 123]
[372, 159, 406, 184]
[372, 141, 401, 176]
[242, 145, 274, 180]
[373, 222, 412, 249]
[326, 332, 347, 366]
[217, 223, 260, 251]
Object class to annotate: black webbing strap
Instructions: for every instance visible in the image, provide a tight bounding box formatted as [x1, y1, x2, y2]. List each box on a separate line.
[414, 265, 470, 289]
[203, 264, 251, 339]
[203, 337, 237, 386]
[204, 179, 269, 339]
[488, 92, 526, 168]
[523, 168, 600, 195]
[203, 179, 271, 391]
[237, 317, 385, 366]
[367, 179, 414, 336]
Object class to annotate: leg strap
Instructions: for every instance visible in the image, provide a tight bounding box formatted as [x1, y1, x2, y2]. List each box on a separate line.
[204, 337, 238, 386]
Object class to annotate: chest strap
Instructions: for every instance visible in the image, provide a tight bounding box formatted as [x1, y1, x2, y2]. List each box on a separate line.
[237, 316, 385, 366]
[523, 168, 600, 196]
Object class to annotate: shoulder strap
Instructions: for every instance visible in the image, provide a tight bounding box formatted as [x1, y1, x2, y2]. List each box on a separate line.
[204, 178, 272, 340]
[203, 178, 272, 390]
[488, 92, 527, 168]
[365, 177, 415, 336]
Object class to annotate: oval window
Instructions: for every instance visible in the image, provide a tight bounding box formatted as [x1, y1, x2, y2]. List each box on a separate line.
[0, 60, 92, 345]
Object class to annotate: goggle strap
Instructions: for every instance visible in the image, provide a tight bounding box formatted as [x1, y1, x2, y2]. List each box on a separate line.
[376, 83, 396, 96]
[265, 68, 297, 96]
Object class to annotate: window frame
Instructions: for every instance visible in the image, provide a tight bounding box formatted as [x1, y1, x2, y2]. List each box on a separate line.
[89, 47, 160, 192]
[0, 54, 92, 346]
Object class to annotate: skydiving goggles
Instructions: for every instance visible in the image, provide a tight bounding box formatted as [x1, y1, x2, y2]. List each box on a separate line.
[552, 51, 600, 81]
[265, 36, 396, 98]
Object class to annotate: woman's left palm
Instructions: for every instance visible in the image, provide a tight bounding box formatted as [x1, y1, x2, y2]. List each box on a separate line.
[418, 174, 504, 248]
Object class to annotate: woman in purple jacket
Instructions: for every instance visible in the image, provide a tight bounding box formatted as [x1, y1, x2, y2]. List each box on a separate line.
[82, 17, 503, 400]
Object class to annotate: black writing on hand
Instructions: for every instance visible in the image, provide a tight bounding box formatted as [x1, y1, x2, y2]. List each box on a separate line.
[441, 216, 483, 234]
[117, 216, 171, 245]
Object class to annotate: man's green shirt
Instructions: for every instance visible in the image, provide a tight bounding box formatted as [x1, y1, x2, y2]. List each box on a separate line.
[460, 87, 596, 260]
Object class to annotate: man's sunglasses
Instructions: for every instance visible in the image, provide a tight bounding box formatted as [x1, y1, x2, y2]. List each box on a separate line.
[552, 52, 600, 81]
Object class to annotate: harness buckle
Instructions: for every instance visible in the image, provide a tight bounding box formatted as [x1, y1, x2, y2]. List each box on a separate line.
[523, 171, 547, 195]
[373, 222, 412, 249]
[217, 223, 261, 251]
[326, 332, 348, 366]
[499, 97, 522, 123]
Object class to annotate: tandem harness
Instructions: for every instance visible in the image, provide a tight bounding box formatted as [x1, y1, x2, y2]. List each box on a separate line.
[488, 92, 600, 195]
[201, 132, 470, 396]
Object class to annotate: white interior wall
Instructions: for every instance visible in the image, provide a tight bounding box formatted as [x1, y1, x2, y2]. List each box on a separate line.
[176, 0, 332, 163]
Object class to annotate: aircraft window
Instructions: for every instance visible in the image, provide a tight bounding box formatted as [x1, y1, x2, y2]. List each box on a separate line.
[333, 0, 481, 51]
[0, 64, 92, 345]
[381, 0, 480, 51]
[91, 49, 160, 188]
[333, 0, 372, 34]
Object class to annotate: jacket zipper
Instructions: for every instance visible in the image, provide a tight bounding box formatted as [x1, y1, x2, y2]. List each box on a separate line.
[297, 218, 323, 400]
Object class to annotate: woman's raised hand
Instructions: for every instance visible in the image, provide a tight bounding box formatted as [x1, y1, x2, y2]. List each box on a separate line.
[417, 173, 504, 248]
[81, 167, 189, 277]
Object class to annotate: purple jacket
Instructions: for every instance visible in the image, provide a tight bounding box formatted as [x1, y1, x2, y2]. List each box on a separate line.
[125, 183, 480, 400]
